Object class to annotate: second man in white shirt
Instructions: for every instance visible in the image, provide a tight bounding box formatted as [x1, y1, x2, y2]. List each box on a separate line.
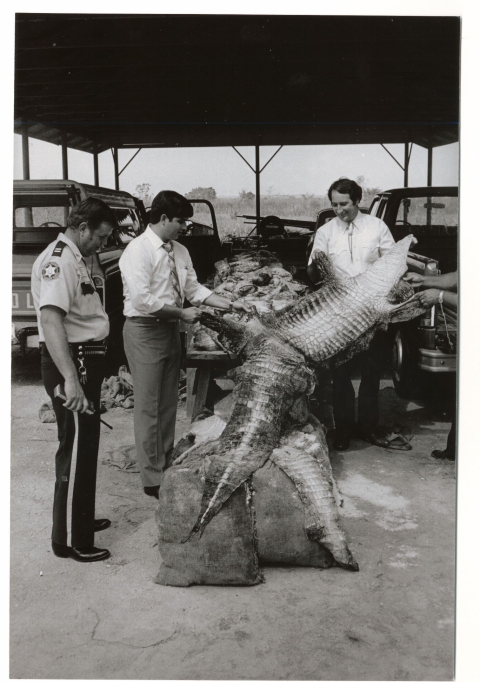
[307, 178, 396, 452]
[119, 190, 251, 499]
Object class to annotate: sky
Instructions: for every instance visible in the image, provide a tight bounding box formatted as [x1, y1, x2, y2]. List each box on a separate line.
[13, 135, 459, 200]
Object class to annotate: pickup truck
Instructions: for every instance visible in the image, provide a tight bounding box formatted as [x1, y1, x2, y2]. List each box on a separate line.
[12, 179, 147, 372]
[12, 182, 230, 372]
[367, 186, 458, 398]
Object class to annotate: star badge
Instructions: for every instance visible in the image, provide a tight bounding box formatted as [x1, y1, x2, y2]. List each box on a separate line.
[42, 262, 60, 280]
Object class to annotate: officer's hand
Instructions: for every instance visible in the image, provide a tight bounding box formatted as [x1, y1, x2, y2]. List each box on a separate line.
[417, 288, 442, 307]
[231, 299, 254, 313]
[64, 375, 90, 413]
[181, 307, 203, 324]
[403, 272, 425, 288]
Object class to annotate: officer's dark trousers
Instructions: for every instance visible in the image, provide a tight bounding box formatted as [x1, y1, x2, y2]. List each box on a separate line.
[332, 330, 388, 436]
[41, 347, 105, 548]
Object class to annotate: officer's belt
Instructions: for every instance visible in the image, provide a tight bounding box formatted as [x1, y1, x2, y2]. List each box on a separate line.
[40, 340, 107, 357]
[69, 340, 107, 355]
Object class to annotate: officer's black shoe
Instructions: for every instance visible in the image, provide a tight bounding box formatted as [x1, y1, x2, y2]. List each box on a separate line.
[69, 546, 110, 562]
[52, 541, 110, 562]
[94, 518, 111, 532]
[333, 431, 350, 451]
[144, 485, 160, 500]
[51, 541, 70, 558]
[431, 448, 456, 461]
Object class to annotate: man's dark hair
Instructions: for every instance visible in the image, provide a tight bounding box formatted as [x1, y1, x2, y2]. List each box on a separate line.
[67, 197, 117, 232]
[150, 190, 194, 223]
[328, 178, 362, 204]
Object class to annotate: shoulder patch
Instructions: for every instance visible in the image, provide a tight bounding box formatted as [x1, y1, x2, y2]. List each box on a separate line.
[52, 241, 67, 257]
[42, 262, 61, 281]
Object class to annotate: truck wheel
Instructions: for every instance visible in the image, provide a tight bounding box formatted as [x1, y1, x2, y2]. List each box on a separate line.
[391, 329, 418, 399]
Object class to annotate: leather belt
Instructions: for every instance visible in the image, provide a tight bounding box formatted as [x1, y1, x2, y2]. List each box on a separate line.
[40, 340, 107, 357]
[127, 316, 177, 324]
[70, 342, 107, 356]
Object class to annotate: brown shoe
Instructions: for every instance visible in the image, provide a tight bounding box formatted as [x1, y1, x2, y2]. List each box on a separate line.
[144, 485, 160, 500]
[333, 432, 350, 451]
[431, 448, 455, 461]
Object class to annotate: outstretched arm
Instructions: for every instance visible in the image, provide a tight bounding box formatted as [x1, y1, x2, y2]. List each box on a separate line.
[404, 271, 457, 292]
[203, 293, 253, 313]
[416, 289, 458, 310]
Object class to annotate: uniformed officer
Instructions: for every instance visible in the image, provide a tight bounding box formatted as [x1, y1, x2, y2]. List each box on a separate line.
[31, 197, 117, 562]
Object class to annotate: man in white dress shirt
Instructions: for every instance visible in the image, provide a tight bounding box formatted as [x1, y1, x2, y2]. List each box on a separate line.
[119, 190, 251, 499]
[307, 178, 396, 452]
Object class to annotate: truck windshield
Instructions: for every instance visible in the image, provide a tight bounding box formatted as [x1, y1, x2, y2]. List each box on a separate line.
[110, 207, 141, 245]
[397, 196, 458, 228]
[188, 203, 214, 235]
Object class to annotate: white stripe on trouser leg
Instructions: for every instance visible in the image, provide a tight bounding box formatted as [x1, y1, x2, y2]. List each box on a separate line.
[66, 411, 79, 546]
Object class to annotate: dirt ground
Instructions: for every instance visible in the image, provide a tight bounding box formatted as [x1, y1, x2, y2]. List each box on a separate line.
[10, 348, 456, 680]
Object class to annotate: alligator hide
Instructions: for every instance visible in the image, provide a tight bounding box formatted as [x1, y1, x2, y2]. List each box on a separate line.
[188, 236, 429, 544]
[185, 332, 316, 540]
[273, 234, 426, 365]
[270, 418, 358, 571]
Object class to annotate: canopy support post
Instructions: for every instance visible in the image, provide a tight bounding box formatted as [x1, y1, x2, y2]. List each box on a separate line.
[255, 145, 261, 226]
[404, 143, 409, 187]
[93, 146, 99, 187]
[21, 125, 30, 180]
[61, 134, 68, 180]
[426, 140, 433, 226]
[427, 141, 433, 187]
[232, 144, 283, 232]
[113, 147, 119, 190]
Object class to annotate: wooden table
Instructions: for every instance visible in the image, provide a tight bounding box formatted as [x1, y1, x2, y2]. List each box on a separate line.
[186, 348, 239, 420]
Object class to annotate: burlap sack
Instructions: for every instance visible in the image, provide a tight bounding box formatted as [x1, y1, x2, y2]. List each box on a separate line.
[155, 459, 262, 587]
[253, 460, 334, 568]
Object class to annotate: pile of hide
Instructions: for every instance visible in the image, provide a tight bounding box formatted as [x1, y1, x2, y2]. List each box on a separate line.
[193, 250, 308, 351]
[156, 237, 430, 586]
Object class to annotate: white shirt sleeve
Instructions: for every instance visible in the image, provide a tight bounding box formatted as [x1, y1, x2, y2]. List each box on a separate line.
[38, 256, 78, 314]
[181, 248, 212, 306]
[378, 220, 396, 256]
[307, 226, 329, 265]
[120, 241, 166, 315]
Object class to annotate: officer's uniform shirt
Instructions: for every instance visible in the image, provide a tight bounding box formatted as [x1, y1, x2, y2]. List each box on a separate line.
[307, 211, 395, 279]
[119, 225, 212, 317]
[31, 233, 109, 342]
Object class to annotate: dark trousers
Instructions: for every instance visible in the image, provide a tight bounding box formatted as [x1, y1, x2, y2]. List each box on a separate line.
[123, 318, 181, 487]
[446, 413, 456, 456]
[332, 330, 388, 435]
[41, 348, 105, 548]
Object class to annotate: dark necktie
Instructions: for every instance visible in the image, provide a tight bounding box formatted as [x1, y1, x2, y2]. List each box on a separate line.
[162, 242, 182, 308]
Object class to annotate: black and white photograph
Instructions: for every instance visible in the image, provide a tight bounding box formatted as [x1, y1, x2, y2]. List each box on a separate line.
[9, 7, 473, 681]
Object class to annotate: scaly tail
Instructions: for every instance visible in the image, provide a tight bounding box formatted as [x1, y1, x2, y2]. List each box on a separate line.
[270, 431, 359, 571]
[184, 444, 271, 540]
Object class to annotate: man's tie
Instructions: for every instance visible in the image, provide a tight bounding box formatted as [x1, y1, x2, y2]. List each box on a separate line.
[162, 242, 183, 308]
[347, 222, 354, 262]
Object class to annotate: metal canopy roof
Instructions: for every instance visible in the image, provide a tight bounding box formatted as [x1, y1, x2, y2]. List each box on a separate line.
[14, 14, 460, 154]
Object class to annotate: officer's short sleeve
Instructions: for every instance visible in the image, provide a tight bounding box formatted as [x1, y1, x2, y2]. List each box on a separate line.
[38, 256, 78, 314]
